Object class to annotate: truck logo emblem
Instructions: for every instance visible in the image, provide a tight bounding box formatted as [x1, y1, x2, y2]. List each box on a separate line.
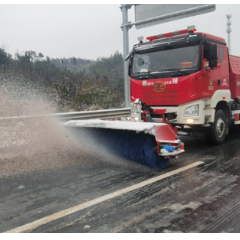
[153, 82, 166, 92]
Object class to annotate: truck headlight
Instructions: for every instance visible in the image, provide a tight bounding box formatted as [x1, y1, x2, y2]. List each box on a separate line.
[184, 105, 199, 117]
[133, 116, 139, 122]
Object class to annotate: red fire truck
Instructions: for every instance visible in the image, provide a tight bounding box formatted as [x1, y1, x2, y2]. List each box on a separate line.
[128, 25, 240, 144]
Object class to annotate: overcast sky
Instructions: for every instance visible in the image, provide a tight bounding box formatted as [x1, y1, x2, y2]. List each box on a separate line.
[0, 3, 239, 60]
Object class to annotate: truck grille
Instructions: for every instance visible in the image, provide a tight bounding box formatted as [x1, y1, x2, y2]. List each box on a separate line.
[142, 88, 181, 105]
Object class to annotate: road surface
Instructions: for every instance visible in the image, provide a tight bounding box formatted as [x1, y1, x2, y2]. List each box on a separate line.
[1, 125, 240, 233]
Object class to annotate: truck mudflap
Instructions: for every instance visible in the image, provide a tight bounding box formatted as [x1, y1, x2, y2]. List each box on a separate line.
[64, 120, 185, 168]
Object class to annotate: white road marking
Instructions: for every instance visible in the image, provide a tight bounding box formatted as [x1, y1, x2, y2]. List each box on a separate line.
[5, 161, 204, 233]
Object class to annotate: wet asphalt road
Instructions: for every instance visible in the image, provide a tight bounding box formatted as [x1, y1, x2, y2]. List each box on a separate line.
[1, 127, 240, 233]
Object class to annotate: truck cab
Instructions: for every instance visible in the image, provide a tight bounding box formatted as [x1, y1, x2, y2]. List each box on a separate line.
[128, 26, 240, 144]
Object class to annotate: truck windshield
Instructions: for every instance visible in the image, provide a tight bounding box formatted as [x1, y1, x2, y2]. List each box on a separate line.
[132, 45, 199, 75]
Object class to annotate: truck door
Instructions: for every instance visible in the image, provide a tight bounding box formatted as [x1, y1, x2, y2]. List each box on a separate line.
[200, 42, 220, 98]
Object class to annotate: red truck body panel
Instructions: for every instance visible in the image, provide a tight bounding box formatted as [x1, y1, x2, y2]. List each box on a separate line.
[229, 55, 240, 99]
[131, 73, 200, 106]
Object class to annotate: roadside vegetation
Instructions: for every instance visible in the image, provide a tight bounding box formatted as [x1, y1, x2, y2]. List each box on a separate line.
[0, 48, 124, 112]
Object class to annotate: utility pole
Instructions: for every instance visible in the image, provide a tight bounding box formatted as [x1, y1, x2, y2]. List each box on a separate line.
[226, 14, 232, 54]
[120, 4, 132, 108]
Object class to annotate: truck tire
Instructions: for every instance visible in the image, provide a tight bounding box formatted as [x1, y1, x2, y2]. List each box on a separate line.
[205, 109, 227, 144]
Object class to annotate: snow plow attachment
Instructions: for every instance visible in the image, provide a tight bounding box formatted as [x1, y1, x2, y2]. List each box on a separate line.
[0, 107, 185, 168]
[64, 120, 184, 168]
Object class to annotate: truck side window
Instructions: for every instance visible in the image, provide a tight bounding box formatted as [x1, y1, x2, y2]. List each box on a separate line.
[219, 46, 224, 63]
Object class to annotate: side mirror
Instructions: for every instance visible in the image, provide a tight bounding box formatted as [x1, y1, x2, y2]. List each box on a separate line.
[209, 44, 218, 68]
[210, 44, 217, 59]
[209, 59, 218, 68]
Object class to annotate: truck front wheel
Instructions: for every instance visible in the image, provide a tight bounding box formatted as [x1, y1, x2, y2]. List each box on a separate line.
[206, 109, 227, 144]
